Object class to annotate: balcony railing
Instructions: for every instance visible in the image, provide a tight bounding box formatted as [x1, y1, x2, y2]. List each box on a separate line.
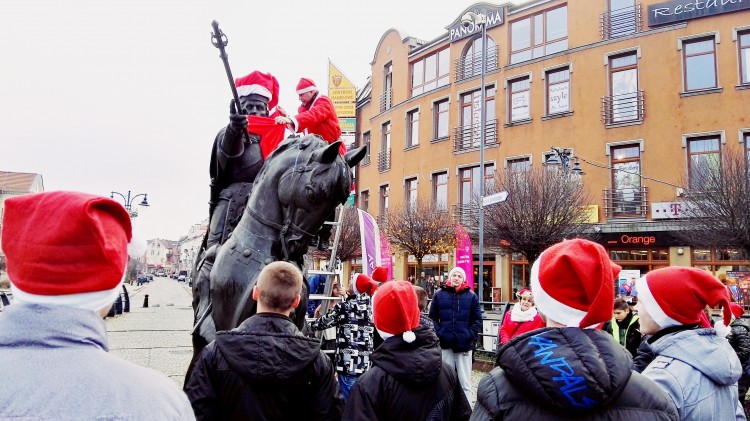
[378, 148, 391, 172]
[601, 91, 645, 125]
[454, 45, 499, 82]
[453, 119, 498, 152]
[452, 203, 479, 232]
[603, 186, 649, 218]
[600, 4, 642, 39]
[379, 90, 393, 113]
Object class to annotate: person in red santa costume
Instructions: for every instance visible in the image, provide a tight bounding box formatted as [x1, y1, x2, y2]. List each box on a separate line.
[275, 77, 346, 251]
[275, 77, 345, 155]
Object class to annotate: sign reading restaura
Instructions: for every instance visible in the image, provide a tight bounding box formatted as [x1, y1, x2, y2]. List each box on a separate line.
[648, 0, 750, 27]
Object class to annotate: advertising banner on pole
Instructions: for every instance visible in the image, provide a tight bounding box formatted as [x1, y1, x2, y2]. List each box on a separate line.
[357, 209, 382, 277]
[380, 233, 393, 281]
[328, 61, 357, 118]
[455, 224, 474, 290]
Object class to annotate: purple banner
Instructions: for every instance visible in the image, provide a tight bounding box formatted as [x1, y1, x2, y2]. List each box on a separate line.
[357, 209, 381, 277]
[455, 224, 474, 289]
[379, 233, 393, 281]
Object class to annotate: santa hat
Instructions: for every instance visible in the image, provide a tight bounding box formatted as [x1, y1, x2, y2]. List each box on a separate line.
[636, 267, 732, 329]
[516, 288, 532, 299]
[371, 266, 388, 283]
[448, 266, 466, 281]
[354, 273, 379, 296]
[2, 191, 132, 312]
[373, 281, 420, 343]
[530, 239, 621, 328]
[731, 303, 745, 319]
[296, 77, 318, 95]
[235, 71, 280, 112]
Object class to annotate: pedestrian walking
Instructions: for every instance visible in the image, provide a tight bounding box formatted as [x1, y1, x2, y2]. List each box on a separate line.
[185, 261, 343, 420]
[636, 267, 746, 420]
[344, 281, 471, 420]
[429, 266, 482, 405]
[0, 191, 195, 420]
[472, 239, 678, 420]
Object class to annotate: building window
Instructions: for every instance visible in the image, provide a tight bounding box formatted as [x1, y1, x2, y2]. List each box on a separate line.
[608, 52, 640, 123]
[746, 133, 750, 163]
[546, 67, 570, 115]
[378, 122, 392, 172]
[380, 62, 393, 112]
[510, 5, 568, 64]
[507, 156, 531, 173]
[460, 164, 495, 206]
[458, 87, 496, 149]
[693, 248, 749, 303]
[360, 190, 369, 213]
[405, 177, 418, 209]
[432, 171, 448, 210]
[611, 145, 641, 216]
[434, 99, 449, 140]
[362, 131, 371, 165]
[604, 0, 640, 39]
[508, 76, 531, 122]
[459, 36, 499, 80]
[682, 36, 718, 92]
[412, 49, 450, 96]
[740, 30, 750, 85]
[511, 253, 530, 295]
[406, 109, 420, 148]
[687, 136, 721, 190]
[379, 185, 389, 217]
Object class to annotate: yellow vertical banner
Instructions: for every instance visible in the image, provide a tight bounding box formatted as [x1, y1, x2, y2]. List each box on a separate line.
[329, 60, 357, 118]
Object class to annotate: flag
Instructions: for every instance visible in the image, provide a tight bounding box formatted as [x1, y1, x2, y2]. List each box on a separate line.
[357, 209, 381, 277]
[379, 233, 393, 281]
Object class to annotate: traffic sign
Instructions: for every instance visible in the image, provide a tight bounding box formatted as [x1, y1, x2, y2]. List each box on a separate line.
[482, 190, 509, 207]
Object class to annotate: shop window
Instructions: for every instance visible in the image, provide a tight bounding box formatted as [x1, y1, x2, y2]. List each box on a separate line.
[546, 66, 570, 115]
[682, 36, 718, 92]
[692, 248, 750, 305]
[510, 5, 568, 64]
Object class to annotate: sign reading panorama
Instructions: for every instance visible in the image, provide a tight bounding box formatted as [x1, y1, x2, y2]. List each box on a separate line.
[448, 5, 505, 42]
[648, 0, 750, 26]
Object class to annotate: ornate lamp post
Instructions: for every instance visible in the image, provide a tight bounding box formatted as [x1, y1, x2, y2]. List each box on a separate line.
[545, 147, 586, 175]
[110, 190, 149, 218]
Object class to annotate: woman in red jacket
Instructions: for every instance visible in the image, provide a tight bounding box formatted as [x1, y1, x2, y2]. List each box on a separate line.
[499, 289, 545, 345]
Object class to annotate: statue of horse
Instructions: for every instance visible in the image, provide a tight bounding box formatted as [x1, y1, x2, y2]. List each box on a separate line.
[188, 134, 365, 371]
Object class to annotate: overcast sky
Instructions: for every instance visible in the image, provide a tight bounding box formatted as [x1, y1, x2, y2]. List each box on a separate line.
[0, 0, 522, 249]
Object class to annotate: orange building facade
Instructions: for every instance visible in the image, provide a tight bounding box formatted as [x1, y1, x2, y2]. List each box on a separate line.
[354, 0, 750, 302]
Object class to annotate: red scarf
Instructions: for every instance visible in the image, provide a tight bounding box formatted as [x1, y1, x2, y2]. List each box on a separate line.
[247, 116, 287, 159]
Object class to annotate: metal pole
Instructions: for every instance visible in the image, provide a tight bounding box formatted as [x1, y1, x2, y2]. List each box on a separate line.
[478, 15, 487, 305]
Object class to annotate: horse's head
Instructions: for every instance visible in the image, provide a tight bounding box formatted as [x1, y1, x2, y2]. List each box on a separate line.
[275, 136, 366, 260]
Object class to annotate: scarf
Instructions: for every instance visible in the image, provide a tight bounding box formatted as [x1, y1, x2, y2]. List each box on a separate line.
[510, 302, 538, 322]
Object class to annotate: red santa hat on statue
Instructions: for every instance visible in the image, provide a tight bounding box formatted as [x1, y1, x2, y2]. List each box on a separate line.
[373, 281, 420, 343]
[354, 274, 379, 296]
[296, 77, 318, 95]
[636, 267, 733, 329]
[235, 71, 280, 112]
[1, 191, 132, 312]
[530, 239, 621, 328]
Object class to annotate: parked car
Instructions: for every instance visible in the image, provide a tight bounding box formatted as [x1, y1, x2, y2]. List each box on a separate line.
[136, 274, 148, 286]
[178, 274, 186, 282]
[146, 274, 154, 281]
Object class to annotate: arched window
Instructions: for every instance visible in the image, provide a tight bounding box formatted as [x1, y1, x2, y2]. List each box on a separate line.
[460, 35, 498, 80]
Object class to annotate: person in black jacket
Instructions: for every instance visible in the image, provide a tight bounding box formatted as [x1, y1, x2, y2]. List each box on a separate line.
[429, 266, 482, 404]
[185, 261, 343, 420]
[725, 303, 750, 415]
[344, 281, 471, 420]
[472, 239, 678, 420]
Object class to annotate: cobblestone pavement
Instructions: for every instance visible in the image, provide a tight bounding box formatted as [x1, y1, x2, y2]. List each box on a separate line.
[105, 277, 194, 387]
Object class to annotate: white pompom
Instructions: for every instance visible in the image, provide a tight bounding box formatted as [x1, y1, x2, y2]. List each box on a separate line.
[714, 320, 732, 338]
[403, 330, 416, 343]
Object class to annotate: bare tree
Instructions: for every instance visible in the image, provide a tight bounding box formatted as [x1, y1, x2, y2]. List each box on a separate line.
[482, 166, 593, 263]
[677, 147, 750, 256]
[383, 199, 456, 277]
[310, 206, 361, 263]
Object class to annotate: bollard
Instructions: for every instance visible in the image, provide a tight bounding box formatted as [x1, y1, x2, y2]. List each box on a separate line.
[121, 285, 130, 313]
[114, 294, 123, 315]
[143, 294, 149, 308]
[107, 301, 116, 318]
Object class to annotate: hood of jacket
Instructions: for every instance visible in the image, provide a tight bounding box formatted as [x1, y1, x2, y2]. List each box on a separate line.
[650, 327, 741, 386]
[496, 327, 634, 415]
[370, 325, 442, 385]
[215, 313, 322, 384]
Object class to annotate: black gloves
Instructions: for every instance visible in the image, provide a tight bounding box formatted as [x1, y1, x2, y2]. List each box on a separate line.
[224, 99, 248, 145]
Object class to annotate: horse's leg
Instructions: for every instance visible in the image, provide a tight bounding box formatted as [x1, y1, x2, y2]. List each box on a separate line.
[210, 238, 258, 331]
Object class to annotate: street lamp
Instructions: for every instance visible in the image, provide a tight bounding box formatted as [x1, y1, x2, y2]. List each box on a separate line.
[461, 11, 489, 304]
[110, 190, 149, 218]
[545, 147, 586, 175]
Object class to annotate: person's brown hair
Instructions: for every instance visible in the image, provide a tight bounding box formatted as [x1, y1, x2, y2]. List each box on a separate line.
[413, 285, 428, 311]
[613, 298, 630, 311]
[257, 261, 302, 312]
